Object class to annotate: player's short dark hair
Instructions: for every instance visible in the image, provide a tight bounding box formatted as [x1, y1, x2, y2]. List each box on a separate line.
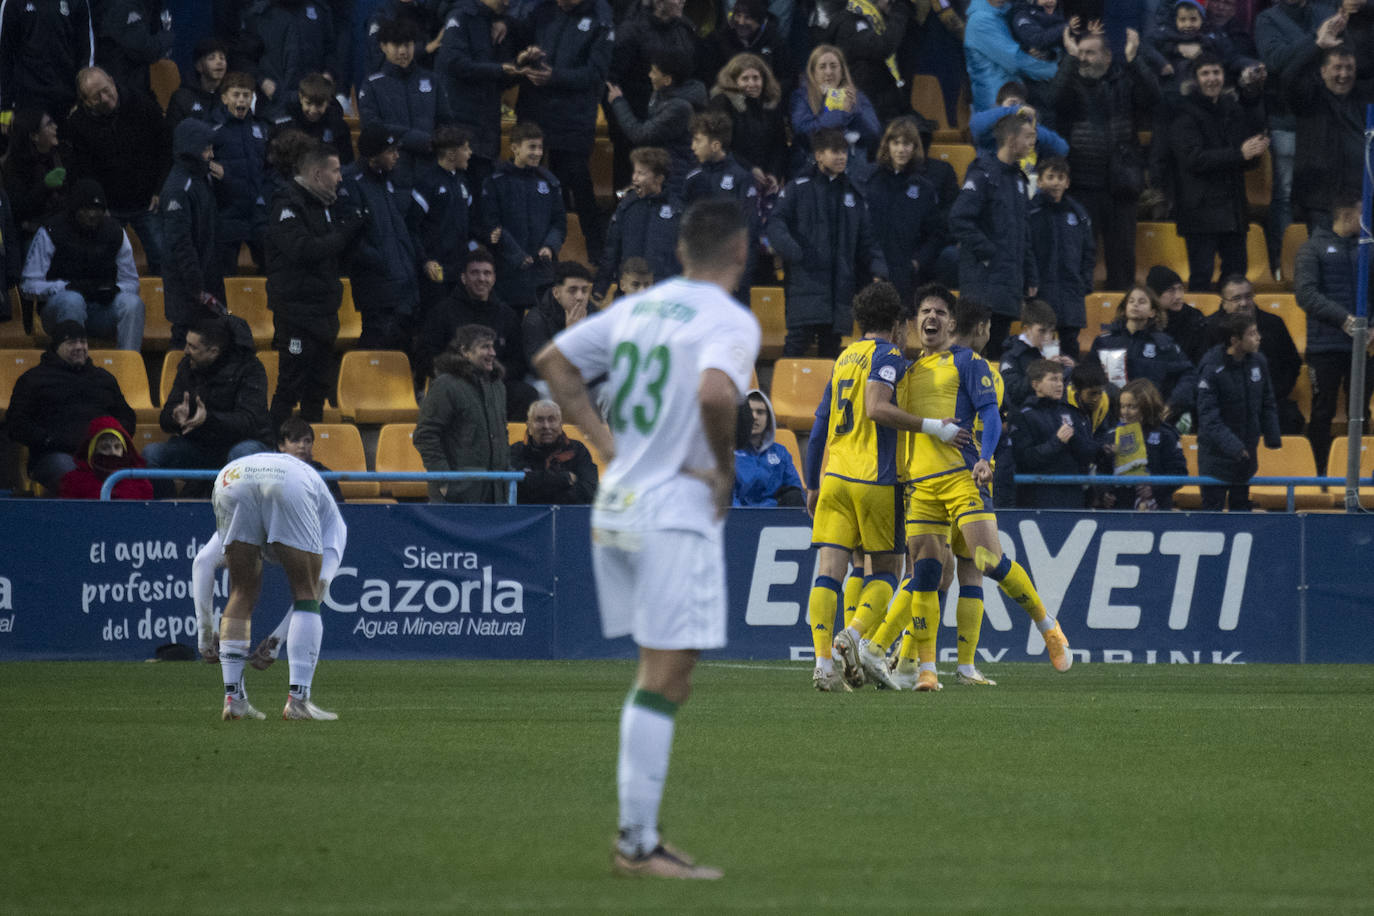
[464, 245, 496, 269]
[1021, 299, 1058, 330]
[1221, 311, 1256, 343]
[189, 317, 231, 351]
[220, 71, 255, 94]
[630, 146, 671, 178]
[678, 199, 748, 266]
[296, 141, 340, 177]
[1070, 358, 1107, 391]
[650, 47, 694, 85]
[510, 121, 544, 146]
[690, 110, 732, 149]
[278, 416, 314, 444]
[853, 281, 904, 335]
[914, 282, 956, 314]
[993, 110, 1033, 147]
[996, 80, 1028, 104]
[1039, 156, 1070, 178]
[555, 260, 593, 284]
[298, 72, 335, 104]
[810, 127, 847, 154]
[376, 17, 419, 45]
[1028, 359, 1063, 385]
[1321, 44, 1355, 67]
[432, 125, 471, 153]
[618, 257, 652, 280]
[955, 298, 992, 337]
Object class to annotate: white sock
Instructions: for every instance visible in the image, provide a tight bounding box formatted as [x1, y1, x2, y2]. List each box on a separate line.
[616, 691, 676, 858]
[220, 639, 249, 697]
[816, 656, 835, 675]
[957, 663, 978, 677]
[287, 611, 323, 699]
[1035, 616, 1056, 634]
[269, 610, 292, 652]
[919, 661, 937, 673]
[845, 625, 862, 641]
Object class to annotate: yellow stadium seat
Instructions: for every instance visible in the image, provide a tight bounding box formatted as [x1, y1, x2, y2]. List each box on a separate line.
[375, 422, 427, 499]
[1244, 149, 1272, 211]
[88, 349, 157, 424]
[1326, 437, 1374, 508]
[1135, 222, 1188, 283]
[132, 423, 171, 453]
[1174, 434, 1201, 508]
[337, 278, 361, 348]
[0, 349, 44, 415]
[150, 59, 180, 112]
[751, 286, 786, 359]
[769, 357, 833, 432]
[336, 350, 418, 424]
[1245, 223, 1270, 289]
[310, 423, 378, 498]
[1084, 292, 1123, 334]
[928, 143, 976, 182]
[1254, 293, 1303, 355]
[563, 213, 590, 266]
[1188, 293, 1220, 315]
[1252, 436, 1330, 510]
[1279, 223, 1308, 284]
[139, 277, 173, 350]
[910, 74, 964, 142]
[773, 427, 804, 480]
[507, 421, 525, 445]
[224, 276, 272, 347]
[158, 350, 181, 404]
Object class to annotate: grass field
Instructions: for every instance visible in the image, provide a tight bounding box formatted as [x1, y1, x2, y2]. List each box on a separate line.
[3, 660, 1373, 914]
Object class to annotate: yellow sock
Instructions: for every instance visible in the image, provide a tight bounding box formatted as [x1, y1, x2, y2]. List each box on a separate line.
[868, 578, 912, 652]
[841, 571, 865, 629]
[898, 630, 919, 663]
[983, 552, 1047, 622]
[910, 588, 940, 665]
[851, 574, 896, 639]
[955, 586, 985, 667]
[808, 575, 843, 659]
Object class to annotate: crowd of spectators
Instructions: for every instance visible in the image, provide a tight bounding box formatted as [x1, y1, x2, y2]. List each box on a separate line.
[0, 0, 1370, 510]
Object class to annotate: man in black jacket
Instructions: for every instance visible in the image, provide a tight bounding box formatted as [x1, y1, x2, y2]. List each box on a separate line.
[4, 320, 137, 491]
[510, 398, 598, 504]
[0, 0, 93, 121]
[522, 260, 595, 369]
[145, 315, 272, 476]
[767, 127, 886, 357]
[64, 66, 169, 274]
[1204, 274, 1305, 433]
[702, 0, 793, 96]
[264, 143, 365, 429]
[436, 0, 517, 194]
[159, 117, 226, 349]
[94, 0, 173, 103]
[1196, 312, 1281, 511]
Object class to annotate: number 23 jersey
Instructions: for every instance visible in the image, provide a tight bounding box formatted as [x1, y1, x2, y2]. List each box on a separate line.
[554, 277, 761, 533]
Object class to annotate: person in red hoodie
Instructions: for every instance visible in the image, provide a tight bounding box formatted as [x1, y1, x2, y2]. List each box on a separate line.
[58, 417, 154, 500]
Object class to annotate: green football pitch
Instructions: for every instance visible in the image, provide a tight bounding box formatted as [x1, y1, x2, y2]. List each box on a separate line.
[3, 660, 1372, 914]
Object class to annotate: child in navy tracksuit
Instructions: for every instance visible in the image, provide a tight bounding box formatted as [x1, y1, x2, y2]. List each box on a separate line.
[1012, 359, 1099, 508]
[1028, 157, 1094, 360]
[211, 71, 270, 276]
[1196, 312, 1281, 511]
[1009, 0, 1068, 62]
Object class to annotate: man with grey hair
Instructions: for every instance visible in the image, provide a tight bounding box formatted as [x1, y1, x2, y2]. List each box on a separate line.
[509, 398, 598, 504]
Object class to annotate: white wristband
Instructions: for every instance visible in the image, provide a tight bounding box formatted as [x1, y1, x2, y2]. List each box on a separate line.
[920, 418, 960, 442]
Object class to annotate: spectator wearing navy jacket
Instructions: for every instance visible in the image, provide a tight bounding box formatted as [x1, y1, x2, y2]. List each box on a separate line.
[435, 0, 517, 196]
[1011, 358, 1099, 508]
[211, 72, 270, 277]
[857, 116, 946, 309]
[481, 121, 567, 310]
[1028, 156, 1094, 360]
[593, 147, 681, 300]
[682, 110, 757, 305]
[270, 73, 354, 169]
[1195, 311, 1281, 511]
[357, 17, 447, 196]
[408, 126, 476, 319]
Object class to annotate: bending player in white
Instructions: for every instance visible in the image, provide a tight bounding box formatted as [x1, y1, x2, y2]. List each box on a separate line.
[535, 199, 760, 880]
[206, 451, 347, 721]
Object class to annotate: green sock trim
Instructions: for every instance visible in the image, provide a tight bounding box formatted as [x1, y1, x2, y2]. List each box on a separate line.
[293, 599, 321, 613]
[629, 688, 678, 717]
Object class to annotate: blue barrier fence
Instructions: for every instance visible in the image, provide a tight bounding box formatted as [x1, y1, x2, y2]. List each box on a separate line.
[1, 502, 1369, 664]
[100, 469, 527, 503]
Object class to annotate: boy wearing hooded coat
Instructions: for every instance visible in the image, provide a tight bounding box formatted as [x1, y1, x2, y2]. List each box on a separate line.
[59, 416, 153, 500]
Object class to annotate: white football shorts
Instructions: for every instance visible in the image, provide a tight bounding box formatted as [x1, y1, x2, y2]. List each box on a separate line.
[213, 461, 326, 556]
[591, 526, 728, 650]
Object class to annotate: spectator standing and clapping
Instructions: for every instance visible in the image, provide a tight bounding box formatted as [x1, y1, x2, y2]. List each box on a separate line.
[767, 127, 886, 357]
[341, 125, 421, 351]
[1028, 156, 1094, 359]
[1050, 27, 1160, 291]
[264, 143, 365, 430]
[949, 110, 1039, 358]
[856, 116, 945, 308]
[789, 44, 881, 168]
[510, 0, 614, 264]
[58, 416, 153, 500]
[1195, 311, 1281, 511]
[510, 399, 598, 504]
[166, 38, 227, 131]
[63, 67, 169, 275]
[607, 47, 707, 198]
[414, 323, 511, 504]
[4, 321, 136, 493]
[159, 118, 226, 349]
[594, 147, 681, 301]
[707, 53, 788, 194]
[481, 121, 566, 311]
[211, 72, 271, 278]
[22, 179, 145, 351]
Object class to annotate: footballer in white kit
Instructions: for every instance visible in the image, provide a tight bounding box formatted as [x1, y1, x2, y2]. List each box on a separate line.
[536, 200, 760, 880]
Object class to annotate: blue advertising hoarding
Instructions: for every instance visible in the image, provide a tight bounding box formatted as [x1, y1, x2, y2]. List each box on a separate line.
[0, 502, 1361, 663]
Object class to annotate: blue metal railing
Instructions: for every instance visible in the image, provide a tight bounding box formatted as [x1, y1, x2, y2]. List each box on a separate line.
[99, 469, 526, 503]
[1014, 474, 1369, 513]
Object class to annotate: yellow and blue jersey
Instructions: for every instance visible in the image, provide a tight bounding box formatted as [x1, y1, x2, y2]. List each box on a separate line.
[808, 337, 908, 487]
[971, 354, 1004, 458]
[899, 345, 1000, 482]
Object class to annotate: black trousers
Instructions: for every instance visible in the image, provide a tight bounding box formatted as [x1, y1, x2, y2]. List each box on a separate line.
[1307, 349, 1374, 474]
[1183, 231, 1247, 292]
[270, 320, 337, 432]
[783, 324, 842, 358]
[1201, 483, 1252, 512]
[986, 314, 1016, 361]
[546, 146, 605, 264]
[1076, 186, 1137, 291]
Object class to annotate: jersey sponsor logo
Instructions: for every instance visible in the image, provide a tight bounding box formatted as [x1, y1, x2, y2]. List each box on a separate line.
[767, 452, 780, 465]
[1142, 343, 1157, 358]
[747, 185, 758, 197]
[578, 16, 591, 29]
[980, 375, 993, 388]
[59, 1, 69, 15]
[856, 20, 869, 30]
[907, 185, 920, 199]
[843, 193, 855, 208]
[191, 102, 203, 111]
[1328, 246, 1338, 254]
[536, 181, 549, 194]
[419, 78, 433, 93]
[447, 17, 459, 28]
[279, 207, 296, 220]
[289, 338, 303, 355]
[720, 174, 734, 190]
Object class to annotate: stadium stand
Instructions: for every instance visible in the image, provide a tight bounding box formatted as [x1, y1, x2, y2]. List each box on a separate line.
[337, 351, 419, 424]
[768, 358, 833, 432]
[751, 286, 786, 359]
[910, 74, 967, 143]
[1252, 436, 1327, 510]
[0, 349, 43, 415]
[223, 277, 273, 347]
[1328, 438, 1374, 509]
[375, 423, 427, 499]
[87, 349, 158, 424]
[311, 423, 378, 499]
